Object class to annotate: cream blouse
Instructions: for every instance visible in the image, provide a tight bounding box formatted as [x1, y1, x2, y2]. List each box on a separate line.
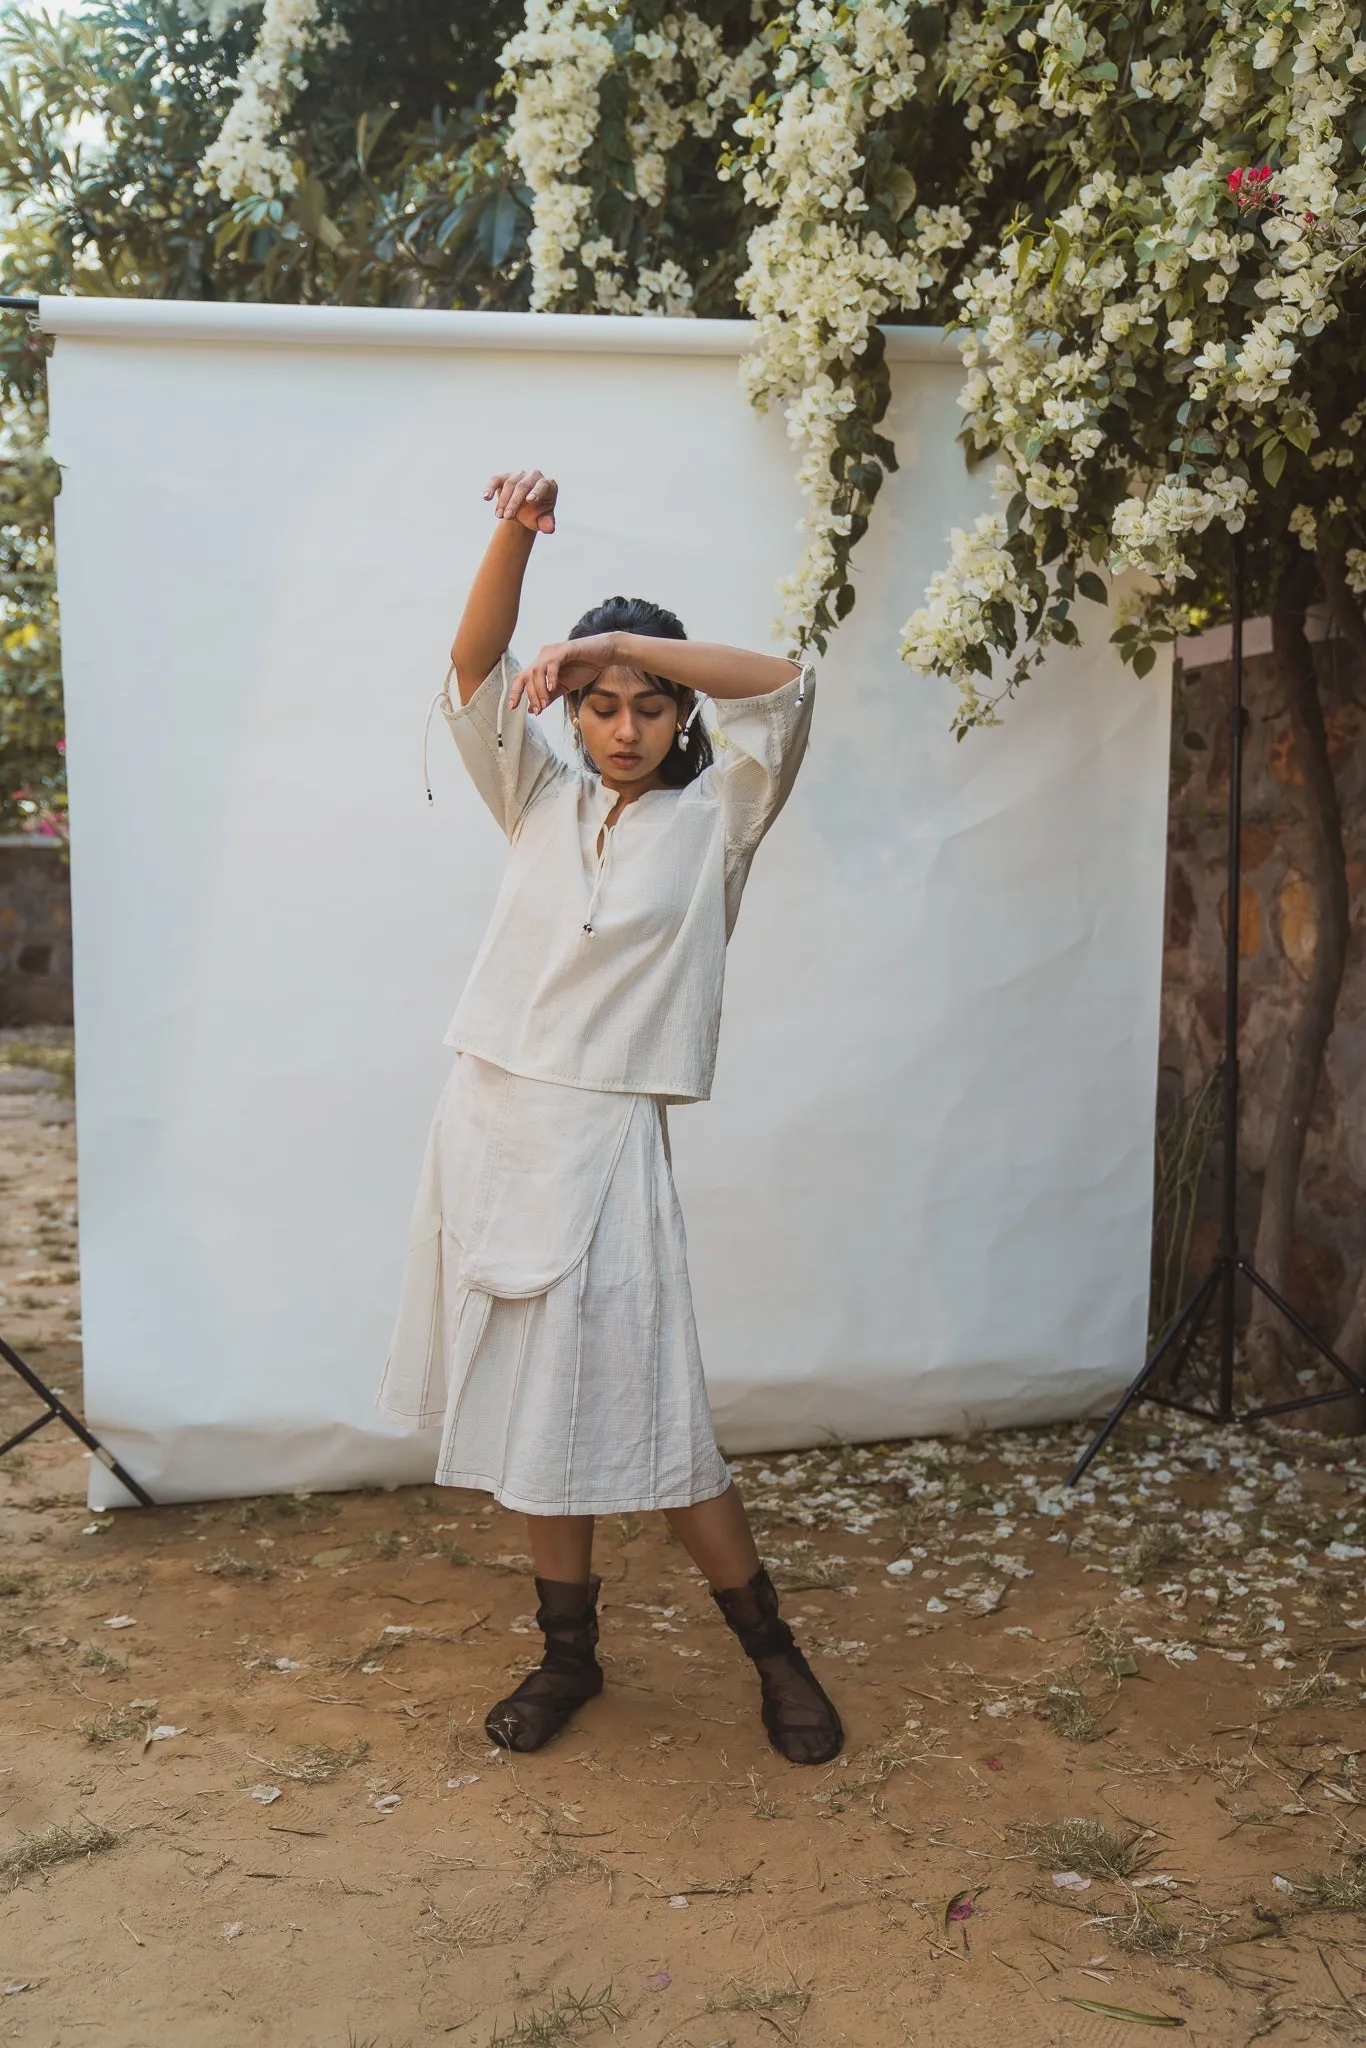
[435, 651, 815, 1103]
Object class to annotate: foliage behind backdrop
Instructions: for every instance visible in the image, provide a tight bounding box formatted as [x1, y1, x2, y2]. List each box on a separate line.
[3, 0, 1366, 1400]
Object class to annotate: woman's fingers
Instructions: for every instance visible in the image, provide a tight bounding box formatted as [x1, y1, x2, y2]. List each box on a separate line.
[527, 476, 557, 534]
[505, 469, 543, 522]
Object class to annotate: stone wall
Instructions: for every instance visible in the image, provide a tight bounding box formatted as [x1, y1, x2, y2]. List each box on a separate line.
[1159, 635, 1366, 1340]
[0, 841, 73, 1028]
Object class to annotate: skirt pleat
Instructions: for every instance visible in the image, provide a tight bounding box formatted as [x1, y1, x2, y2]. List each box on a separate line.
[378, 1054, 731, 1516]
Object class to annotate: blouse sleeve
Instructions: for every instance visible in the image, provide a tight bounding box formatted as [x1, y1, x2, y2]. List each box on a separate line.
[710, 661, 816, 869]
[439, 649, 564, 838]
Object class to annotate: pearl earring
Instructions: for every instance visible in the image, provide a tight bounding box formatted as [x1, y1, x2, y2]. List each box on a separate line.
[677, 698, 703, 752]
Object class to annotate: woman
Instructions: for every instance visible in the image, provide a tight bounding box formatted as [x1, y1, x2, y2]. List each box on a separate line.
[379, 467, 841, 1766]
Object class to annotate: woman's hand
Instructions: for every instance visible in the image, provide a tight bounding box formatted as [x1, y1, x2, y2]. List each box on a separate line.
[508, 633, 618, 715]
[485, 468, 557, 535]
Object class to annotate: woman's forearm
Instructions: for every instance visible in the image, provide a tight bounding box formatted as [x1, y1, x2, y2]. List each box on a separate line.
[451, 521, 538, 703]
[615, 634, 802, 700]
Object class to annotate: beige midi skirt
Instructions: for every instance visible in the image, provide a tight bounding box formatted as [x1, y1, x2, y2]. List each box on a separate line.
[376, 1053, 732, 1516]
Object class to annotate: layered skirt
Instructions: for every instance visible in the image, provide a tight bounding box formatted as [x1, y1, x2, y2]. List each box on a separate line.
[376, 1054, 732, 1515]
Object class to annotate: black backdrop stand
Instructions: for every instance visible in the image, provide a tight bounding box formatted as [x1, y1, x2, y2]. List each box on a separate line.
[1069, 533, 1366, 1485]
[1, 1333, 154, 1506]
[0, 290, 152, 1505]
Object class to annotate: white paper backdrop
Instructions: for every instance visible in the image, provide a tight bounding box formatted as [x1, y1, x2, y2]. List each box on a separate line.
[40, 298, 1170, 1508]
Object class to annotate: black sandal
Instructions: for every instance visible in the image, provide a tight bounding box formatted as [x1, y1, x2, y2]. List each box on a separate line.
[712, 1565, 844, 1765]
[484, 1574, 604, 1752]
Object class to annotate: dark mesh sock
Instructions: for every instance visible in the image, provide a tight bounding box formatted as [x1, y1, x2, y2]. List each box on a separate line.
[485, 1574, 604, 1753]
[712, 1566, 844, 1766]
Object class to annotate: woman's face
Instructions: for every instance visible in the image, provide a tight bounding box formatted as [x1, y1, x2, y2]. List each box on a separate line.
[575, 667, 680, 789]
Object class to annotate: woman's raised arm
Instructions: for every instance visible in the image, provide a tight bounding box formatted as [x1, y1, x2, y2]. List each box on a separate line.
[508, 630, 801, 716]
[450, 470, 558, 704]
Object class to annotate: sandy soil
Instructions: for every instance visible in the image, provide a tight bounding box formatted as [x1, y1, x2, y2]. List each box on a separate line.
[1, 1043, 1365, 2048]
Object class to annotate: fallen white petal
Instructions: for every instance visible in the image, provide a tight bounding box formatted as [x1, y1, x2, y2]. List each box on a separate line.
[103, 1615, 136, 1629]
[1052, 1871, 1092, 1891]
[248, 1786, 282, 1804]
[149, 1725, 185, 1741]
[667, 1894, 690, 1909]
[372, 1793, 402, 1814]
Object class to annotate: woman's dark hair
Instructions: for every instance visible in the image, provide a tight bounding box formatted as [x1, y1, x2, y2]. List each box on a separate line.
[566, 595, 713, 787]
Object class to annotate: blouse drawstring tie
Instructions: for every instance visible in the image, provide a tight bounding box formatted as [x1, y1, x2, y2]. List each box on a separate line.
[425, 659, 513, 805]
[582, 810, 616, 937]
[423, 660, 458, 806]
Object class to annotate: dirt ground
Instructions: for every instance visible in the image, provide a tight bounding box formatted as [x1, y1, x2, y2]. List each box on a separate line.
[2, 1038, 1365, 2048]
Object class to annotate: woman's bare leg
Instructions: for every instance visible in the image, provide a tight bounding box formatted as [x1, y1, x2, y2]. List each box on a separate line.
[663, 1484, 760, 1590]
[485, 1515, 602, 1753]
[666, 1484, 842, 1764]
[524, 1513, 596, 1582]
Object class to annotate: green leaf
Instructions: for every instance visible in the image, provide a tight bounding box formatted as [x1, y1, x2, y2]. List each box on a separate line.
[1261, 437, 1287, 487]
[478, 187, 521, 270]
[1077, 571, 1108, 604]
[1133, 644, 1157, 677]
[1006, 492, 1028, 537]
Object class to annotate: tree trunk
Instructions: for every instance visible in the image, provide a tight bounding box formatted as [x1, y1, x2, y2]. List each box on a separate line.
[1324, 551, 1366, 1433]
[1247, 557, 1350, 1401]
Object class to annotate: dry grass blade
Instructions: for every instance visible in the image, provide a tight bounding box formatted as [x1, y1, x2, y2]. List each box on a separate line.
[77, 1703, 154, 1747]
[78, 1644, 130, 1676]
[766, 1553, 854, 1592]
[703, 1973, 811, 2024]
[1122, 1524, 1185, 1581]
[253, 1740, 368, 1783]
[196, 1547, 277, 1583]
[486, 1982, 623, 2044]
[1021, 1816, 1152, 1880]
[1044, 1684, 1105, 1744]
[1, 1817, 118, 1885]
[1301, 1851, 1366, 1911]
[672, 1871, 754, 1898]
[1111, 1894, 1188, 1957]
[0, 1568, 41, 1600]
[1260, 1668, 1341, 1714]
[1057, 1994, 1185, 2027]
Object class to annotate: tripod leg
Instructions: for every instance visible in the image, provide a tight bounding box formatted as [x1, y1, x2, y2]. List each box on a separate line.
[0, 1408, 58, 1456]
[0, 1334, 155, 1508]
[1066, 1262, 1222, 1488]
[1237, 1261, 1366, 1411]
